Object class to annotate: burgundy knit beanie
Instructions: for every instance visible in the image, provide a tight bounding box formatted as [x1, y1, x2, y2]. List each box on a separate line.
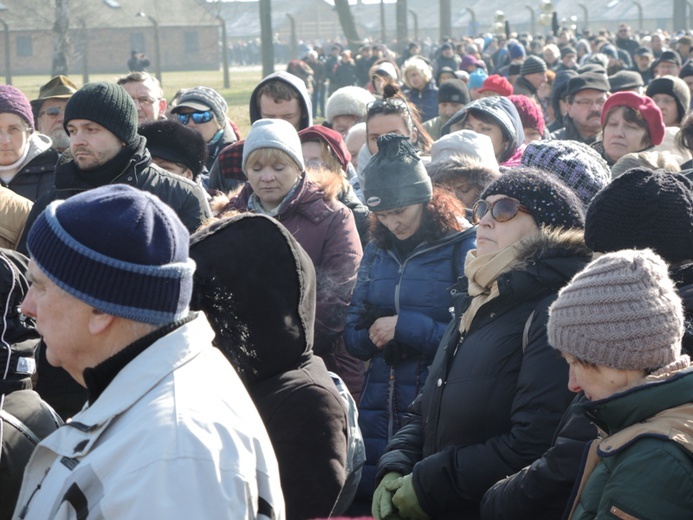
[508, 95, 545, 135]
[0, 85, 35, 130]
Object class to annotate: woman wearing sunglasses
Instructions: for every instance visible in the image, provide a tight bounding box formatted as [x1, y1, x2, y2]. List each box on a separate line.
[344, 134, 476, 513]
[592, 91, 665, 167]
[372, 168, 592, 520]
[170, 86, 239, 170]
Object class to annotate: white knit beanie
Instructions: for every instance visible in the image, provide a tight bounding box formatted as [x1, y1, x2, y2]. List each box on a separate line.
[548, 249, 685, 371]
[325, 86, 375, 124]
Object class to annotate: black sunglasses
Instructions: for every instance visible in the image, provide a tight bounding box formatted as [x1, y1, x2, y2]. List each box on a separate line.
[472, 197, 531, 224]
[176, 110, 214, 125]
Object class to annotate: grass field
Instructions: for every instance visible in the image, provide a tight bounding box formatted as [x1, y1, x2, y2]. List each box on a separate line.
[11, 67, 294, 137]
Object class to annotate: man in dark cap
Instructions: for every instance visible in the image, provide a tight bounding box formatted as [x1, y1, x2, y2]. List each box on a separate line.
[30, 75, 77, 153]
[423, 79, 470, 140]
[630, 46, 654, 85]
[551, 71, 610, 144]
[653, 51, 682, 78]
[513, 55, 548, 102]
[16, 82, 211, 419]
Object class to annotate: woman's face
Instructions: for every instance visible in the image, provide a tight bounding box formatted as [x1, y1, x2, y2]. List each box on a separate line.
[374, 203, 424, 240]
[442, 179, 480, 209]
[475, 194, 539, 256]
[650, 93, 678, 126]
[0, 113, 30, 166]
[603, 106, 649, 162]
[246, 155, 302, 211]
[563, 353, 644, 401]
[367, 113, 414, 154]
[463, 113, 507, 161]
[407, 69, 425, 90]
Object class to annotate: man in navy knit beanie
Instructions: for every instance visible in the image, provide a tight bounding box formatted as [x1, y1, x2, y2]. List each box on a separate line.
[14, 184, 284, 519]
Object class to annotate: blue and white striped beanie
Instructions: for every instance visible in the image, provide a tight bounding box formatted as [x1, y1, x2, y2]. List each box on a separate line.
[27, 185, 195, 325]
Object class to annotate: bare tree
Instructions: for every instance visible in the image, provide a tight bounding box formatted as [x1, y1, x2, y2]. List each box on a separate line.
[52, 0, 70, 75]
[333, 0, 361, 51]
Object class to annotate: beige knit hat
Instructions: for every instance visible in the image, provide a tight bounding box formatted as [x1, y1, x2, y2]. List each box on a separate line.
[548, 249, 684, 371]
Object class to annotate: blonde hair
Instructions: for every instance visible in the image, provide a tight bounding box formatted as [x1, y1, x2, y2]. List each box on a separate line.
[611, 151, 681, 179]
[402, 57, 433, 88]
[245, 147, 302, 173]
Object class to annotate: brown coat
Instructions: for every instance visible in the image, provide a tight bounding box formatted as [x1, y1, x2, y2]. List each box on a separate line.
[0, 187, 32, 250]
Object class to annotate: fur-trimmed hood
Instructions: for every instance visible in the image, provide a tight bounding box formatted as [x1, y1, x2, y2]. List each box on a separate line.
[189, 213, 317, 384]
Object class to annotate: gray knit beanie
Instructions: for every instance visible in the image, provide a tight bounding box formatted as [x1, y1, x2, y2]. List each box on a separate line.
[548, 248, 684, 371]
[64, 82, 138, 143]
[171, 86, 228, 127]
[363, 134, 432, 211]
[242, 119, 305, 172]
[521, 55, 547, 76]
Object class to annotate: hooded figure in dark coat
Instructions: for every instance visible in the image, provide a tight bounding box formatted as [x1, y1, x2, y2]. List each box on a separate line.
[190, 213, 352, 520]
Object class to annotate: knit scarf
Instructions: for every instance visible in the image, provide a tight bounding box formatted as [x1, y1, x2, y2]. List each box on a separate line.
[459, 243, 523, 334]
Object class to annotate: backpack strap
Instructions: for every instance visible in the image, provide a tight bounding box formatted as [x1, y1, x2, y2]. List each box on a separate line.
[0, 408, 41, 445]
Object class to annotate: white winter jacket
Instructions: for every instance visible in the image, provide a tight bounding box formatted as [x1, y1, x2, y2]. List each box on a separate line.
[13, 314, 285, 519]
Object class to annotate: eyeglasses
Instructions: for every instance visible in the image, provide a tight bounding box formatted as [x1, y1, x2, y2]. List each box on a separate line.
[176, 110, 214, 125]
[39, 106, 63, 117]
[572, 97, 607, 108]
[472, 197, 531, 224]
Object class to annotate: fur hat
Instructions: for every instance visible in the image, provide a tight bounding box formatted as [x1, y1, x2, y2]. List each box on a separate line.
[548, 248, 685, 372]
[646, 76, 691, 124]
[64, 82, 137, 143]
[325, 86, 375, 124]
[521, 140, 611, 208]
[27, 185, 194, 325]
[601, 91, 666, 146]
[138, 119, 208, 179]
[402, 56, 433, 87]
[585, 167, 693, 264]
[481, 167, 584, 229]
[243, 119, 305, 172]
[0, 85, 35, 131]
[363, 134, 432, 211]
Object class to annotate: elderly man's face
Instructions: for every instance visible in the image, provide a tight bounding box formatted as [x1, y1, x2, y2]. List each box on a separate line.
[21, 261, 97, 386]
[121, 79, 166, 123]
[567, 89, 607, 138]
[655, 61, 680, 78]
[37, 98, 70, 152]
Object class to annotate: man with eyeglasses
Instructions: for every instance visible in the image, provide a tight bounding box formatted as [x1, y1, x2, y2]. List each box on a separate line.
[30, 75, 77, 153]
[117, 71, 166, 124]
[551, 72, 610, 145]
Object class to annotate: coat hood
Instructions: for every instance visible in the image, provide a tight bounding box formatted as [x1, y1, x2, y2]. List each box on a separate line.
[249, 71, 313, 129]
[442, 96, 524, 163]
[189, 213, 317, 384]
[0, 249, 39, 394]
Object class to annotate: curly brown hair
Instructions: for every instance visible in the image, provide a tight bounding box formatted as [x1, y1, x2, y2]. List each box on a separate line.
[370, 187, 467, 248]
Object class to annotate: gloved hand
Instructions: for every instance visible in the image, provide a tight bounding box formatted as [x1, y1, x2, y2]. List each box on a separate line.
[388, 474, 431, 520]
[372, 471, 403, 520]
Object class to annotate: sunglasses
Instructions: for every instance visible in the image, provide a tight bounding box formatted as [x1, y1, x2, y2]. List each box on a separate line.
[40, 106, 63, 117]
[176, 110, 214, 125]
[472, 197, 531, 224]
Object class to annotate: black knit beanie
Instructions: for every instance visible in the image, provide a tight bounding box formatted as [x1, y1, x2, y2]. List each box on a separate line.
[363, 134, 432, 211]
[646, 76, 691, 123]
[481, 167, 585, 229]
[64, 82, 138, 144]
[139, 119, 208, 178]
[585, 168, 693, 263]
[521, 56, 547, 76]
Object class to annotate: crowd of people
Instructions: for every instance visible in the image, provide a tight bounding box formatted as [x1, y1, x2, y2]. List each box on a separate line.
[0, 20, 693, 520]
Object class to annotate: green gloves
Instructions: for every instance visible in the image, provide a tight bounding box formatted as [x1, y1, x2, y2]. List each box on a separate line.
[387, 474, 431, 520]
[372, 471, 403, 520]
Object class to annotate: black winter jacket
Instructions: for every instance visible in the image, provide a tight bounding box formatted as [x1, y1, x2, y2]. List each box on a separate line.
[1, 145, 58, 203]
[18, 135, 210, 254]
[479, 394, 597, 520]
[375, 230, 592, 520]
